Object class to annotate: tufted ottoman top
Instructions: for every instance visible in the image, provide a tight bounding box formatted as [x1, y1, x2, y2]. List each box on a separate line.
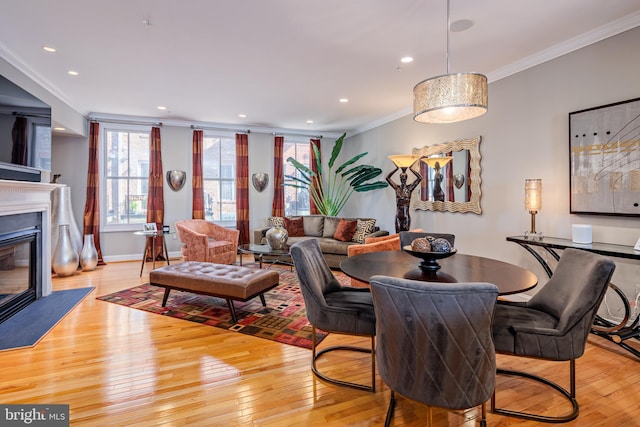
[150, 261, 279, 300]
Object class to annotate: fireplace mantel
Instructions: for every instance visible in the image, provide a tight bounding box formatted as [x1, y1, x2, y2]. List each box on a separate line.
[0, 179, 60, 296]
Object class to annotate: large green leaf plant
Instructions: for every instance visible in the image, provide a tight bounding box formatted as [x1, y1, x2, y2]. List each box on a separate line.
[284, 133, 388, 216]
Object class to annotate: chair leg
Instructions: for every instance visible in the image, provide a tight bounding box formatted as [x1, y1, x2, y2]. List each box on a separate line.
[310, 326, 375, 392]
[384, 390, 396, 427]
[480, 402, 487, 427]
[492, 358, 579, 423]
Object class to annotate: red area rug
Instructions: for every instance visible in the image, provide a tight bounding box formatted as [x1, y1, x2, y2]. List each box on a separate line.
[97, 265, 350, 349]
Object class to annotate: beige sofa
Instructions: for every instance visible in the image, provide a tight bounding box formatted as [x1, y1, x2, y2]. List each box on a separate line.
[253, 215, 389, 269]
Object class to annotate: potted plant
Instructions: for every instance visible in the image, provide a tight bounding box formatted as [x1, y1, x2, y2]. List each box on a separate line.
[284, 133, 388, 216]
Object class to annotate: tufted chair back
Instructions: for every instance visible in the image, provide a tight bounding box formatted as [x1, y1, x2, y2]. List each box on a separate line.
[370, 275, 498, 426]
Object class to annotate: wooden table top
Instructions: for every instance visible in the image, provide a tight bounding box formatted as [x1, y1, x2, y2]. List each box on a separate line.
[340, 250, 538, 296]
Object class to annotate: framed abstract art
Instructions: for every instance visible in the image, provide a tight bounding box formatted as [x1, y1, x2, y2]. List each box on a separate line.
[569, 97, 640, 216]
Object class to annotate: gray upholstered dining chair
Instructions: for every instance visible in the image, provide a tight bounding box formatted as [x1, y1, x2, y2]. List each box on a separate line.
[370, 275, 499, 427]
[399, 231, 455, 249]
[491, 248, 615, 423]
[290, 239, 376, 392]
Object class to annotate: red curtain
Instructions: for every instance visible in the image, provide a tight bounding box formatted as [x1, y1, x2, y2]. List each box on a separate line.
[272, 136, 285, 217]
[82, 121, 106, 265]
[447, 151, 454, 201]
[11, 116, 28, 165]
[467, 151, 472, 201]
[236, 133, 249, 244]
[420, 161, 430, 201]
[192, 130, 205, 219]
[146, 126, 165, 260]
[309, 138, 321, 215]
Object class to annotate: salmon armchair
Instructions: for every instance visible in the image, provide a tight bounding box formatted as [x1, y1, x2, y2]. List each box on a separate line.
[175, 219, 239, 265]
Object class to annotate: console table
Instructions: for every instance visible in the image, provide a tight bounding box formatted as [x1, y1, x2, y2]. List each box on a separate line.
[507, 235, 640, 359]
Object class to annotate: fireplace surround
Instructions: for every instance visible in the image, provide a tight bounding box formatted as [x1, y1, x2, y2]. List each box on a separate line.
[0, 179, 57, 323]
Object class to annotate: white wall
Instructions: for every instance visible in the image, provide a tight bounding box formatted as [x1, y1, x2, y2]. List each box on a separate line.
[346, 26, 640, 296]
[52, 126, 337, 261]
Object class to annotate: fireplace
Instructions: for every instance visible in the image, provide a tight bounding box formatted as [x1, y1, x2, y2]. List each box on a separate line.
[0, 180, 56, 324]
[0, 212, 42, 323]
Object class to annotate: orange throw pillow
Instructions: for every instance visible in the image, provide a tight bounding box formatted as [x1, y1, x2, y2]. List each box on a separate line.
[284, 217, 305, 237]
[333, 219, 358, 242]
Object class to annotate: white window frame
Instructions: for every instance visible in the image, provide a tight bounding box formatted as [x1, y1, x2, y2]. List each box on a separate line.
[284, 136, 311, 217]
[202, 131, 236, 228]
[100, 123, 151, 232]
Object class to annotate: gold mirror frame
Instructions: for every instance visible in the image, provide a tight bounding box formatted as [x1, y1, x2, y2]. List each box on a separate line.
[411, 135, 482, 214]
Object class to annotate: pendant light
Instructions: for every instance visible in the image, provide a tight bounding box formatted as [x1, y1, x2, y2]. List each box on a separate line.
[413, 0, 488, 124]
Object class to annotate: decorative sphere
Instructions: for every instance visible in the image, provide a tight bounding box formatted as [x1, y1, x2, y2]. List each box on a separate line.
[411, 237, 431, 253]
[431, 238, 453, 253]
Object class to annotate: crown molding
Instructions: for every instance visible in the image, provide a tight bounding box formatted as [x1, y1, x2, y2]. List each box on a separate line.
[488, 10, 640, 82]
[88, 113, 343, 139]
[353, 12, 640, 136]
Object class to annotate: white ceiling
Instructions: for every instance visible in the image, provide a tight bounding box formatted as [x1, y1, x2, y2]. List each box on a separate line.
[1, 0, 639, 136]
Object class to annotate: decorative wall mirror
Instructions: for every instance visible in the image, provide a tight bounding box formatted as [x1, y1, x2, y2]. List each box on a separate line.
[411, 136, 482, 214]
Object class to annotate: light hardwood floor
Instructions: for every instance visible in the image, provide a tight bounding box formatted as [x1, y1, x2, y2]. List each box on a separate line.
[1, 258, 639, 426]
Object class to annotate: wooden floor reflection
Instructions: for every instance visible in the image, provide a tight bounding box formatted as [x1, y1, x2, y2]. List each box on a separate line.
[0, 258, 638, 426]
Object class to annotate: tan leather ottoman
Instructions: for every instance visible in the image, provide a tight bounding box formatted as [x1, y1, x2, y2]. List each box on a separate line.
[149, 261, 280, 323]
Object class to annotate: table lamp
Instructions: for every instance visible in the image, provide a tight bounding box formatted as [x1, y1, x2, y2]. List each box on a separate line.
[524, 178, 542, 239]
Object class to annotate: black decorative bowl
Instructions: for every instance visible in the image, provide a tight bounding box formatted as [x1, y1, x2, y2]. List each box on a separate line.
[402, 245, 457, 271]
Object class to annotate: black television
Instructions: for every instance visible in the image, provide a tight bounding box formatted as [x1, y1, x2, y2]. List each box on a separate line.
[0, 74, 52, 182]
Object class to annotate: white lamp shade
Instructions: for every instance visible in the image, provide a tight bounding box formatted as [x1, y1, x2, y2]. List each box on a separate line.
[388, 155, 418, 169]
[413, 73, 488, 124]
[421, 156, 453, 169]
[524, 179, 542, 212]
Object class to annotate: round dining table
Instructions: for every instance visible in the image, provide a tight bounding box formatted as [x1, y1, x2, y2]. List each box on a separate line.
[340, 250, 538, 296]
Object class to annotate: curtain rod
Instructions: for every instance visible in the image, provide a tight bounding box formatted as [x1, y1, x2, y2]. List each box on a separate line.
[272, 132, 322, 139]
[13, 112, 51, 119]
[89, 117, 163, 127]
[190, 124, 250, 134]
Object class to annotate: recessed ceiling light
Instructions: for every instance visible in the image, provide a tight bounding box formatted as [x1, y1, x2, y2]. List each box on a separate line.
[401, 57, 413, 63]
[157, 106, 167, 110]
[306, 120, 314, 124]
[53, 127, 66, 131]
[238, 113, 247, 118]
[67, 70, 79, 76]
[339, 98, 349, 103]
[450, 19, 474, 32]
[42, 46, 56, 53]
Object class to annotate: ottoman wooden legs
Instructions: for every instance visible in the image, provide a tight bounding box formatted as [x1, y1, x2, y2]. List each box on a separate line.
[150, 262, 280, 324]
[160, 287, 268, 323]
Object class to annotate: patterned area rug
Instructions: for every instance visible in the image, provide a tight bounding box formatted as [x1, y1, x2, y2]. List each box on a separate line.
[97, 265, 350, 349]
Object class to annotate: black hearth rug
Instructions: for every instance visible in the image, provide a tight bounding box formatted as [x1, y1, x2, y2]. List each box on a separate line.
[0, 287, 94, 351]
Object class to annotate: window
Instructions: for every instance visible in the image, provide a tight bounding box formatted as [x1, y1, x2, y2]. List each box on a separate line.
[203, 134, 236, 226]
[32, 122, 51, 171]
[284, 139, 310, 217]
[102, 127, 150, 229]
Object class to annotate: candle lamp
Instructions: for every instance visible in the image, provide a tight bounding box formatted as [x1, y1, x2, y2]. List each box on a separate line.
[524, 178, 543, 239]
